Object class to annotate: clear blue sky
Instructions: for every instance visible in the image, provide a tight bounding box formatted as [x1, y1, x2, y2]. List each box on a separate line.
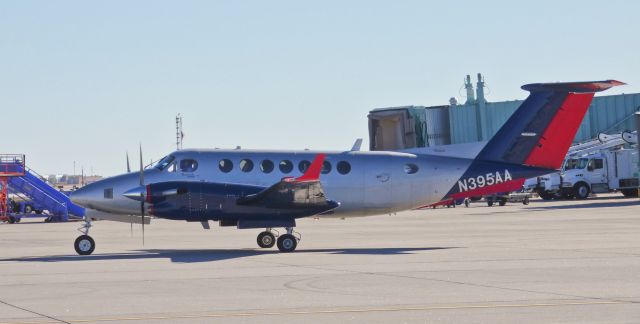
[2, 0, 639, 176]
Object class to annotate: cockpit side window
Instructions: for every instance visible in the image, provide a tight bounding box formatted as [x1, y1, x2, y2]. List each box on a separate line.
[154, 155, 176, 171]
[179, 159, 198, 172]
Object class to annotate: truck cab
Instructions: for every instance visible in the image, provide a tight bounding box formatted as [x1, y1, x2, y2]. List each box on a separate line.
[560, 154, 607, 199]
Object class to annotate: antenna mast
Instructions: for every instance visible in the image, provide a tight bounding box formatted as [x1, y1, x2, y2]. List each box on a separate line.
[176, 114, 183, 150]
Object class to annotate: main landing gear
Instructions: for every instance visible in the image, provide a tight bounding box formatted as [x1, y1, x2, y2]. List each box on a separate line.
[256, 227, 300, 252]
[74, 218, 95, 255]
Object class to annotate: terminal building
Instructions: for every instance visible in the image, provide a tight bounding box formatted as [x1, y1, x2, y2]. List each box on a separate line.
[368, 74, 640, 151]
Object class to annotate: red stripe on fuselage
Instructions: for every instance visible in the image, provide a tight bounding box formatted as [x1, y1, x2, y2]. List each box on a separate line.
[524, 93, 594, 169]
[450, 179, 525, 200]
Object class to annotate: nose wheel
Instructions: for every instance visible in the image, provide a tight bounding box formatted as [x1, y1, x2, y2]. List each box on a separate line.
[74, 218, 95, 255]
[74, 235, 95, 255]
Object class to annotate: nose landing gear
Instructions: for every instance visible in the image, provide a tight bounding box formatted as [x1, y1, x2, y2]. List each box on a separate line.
[74, 218, 95, 255]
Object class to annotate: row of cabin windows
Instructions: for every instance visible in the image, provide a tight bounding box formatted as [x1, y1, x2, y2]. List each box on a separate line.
[219, 159, 352, 175]
[166, 157, 417, 175]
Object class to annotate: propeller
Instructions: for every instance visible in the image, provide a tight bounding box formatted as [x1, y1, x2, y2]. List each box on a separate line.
[139, 144, 145, 245]
[127, 151, 132, 236]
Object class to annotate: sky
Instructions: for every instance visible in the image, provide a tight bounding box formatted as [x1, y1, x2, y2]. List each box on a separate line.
[1, 0, 639, 176]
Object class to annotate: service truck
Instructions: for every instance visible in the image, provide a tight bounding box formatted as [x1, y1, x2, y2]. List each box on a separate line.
[526, 131, 638, 199]
[559, 148, 639, 199]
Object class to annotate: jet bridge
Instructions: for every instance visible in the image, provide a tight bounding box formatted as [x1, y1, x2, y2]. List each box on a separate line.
[1, 154, 85, 223]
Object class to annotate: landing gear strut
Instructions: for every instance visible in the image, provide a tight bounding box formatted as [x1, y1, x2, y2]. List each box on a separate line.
[74, 218, 95, 255]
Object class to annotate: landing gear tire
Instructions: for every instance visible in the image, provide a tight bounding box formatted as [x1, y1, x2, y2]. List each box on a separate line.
[257, 231, 276, 248]
[498, 199, 507, 206]
[8, 216, 16, 224]
[487, 200, 494, 207]
[523, 196, 530, 205]
[277, 234, 297, 253]
[574, 183, 590, 200]
[74, 235, 95, 255]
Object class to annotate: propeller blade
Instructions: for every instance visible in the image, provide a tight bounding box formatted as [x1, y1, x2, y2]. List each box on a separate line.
[127, 151, 132, 236]
[141, 201, 145, 246]
[139, 144, 145, 246]
[139, 145, 144, 186]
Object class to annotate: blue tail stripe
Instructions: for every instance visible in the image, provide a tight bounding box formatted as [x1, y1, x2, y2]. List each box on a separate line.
[476, 90, 567, 164]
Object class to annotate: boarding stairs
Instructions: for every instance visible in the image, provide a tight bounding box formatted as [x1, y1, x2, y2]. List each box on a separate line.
[1, 154, 85, 222]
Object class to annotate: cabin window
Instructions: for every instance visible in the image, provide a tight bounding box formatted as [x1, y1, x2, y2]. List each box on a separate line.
[279, 160, 293, 174]
[260, 160, 274, 173]
[219, 159, 233, 173]
[180, 159, 198, 172]
[240, 159, 254, 172]
[103, 188, 113, 199]
[404, 163, 419, 174]
[337, 161, 351, 175]
[298, 160, 311, 173]
[321, 161, 332, 174]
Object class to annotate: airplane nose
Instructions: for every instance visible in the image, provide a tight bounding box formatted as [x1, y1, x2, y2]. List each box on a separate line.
[69, 185, 96, 207]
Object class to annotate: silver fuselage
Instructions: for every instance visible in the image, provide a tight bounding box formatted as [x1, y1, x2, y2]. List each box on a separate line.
[71, 147, 481, 218]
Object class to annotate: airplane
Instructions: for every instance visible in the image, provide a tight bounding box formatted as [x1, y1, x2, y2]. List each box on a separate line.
[69, 80, 624, 255]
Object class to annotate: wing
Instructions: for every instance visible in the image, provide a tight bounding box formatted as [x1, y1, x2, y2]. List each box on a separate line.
[237, 154, 339, 213]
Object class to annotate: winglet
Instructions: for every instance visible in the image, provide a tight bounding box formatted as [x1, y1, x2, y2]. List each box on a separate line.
[295, 154, 326, 182]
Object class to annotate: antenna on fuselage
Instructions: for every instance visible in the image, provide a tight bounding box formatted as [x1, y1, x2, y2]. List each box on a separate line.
[176, 114, 183, 150]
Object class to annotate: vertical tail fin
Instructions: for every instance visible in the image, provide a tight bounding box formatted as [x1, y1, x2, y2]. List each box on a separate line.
[476, 80, 624, 169]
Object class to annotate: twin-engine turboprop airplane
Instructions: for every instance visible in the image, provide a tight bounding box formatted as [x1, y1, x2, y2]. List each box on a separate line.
[70, 80, 623, 255]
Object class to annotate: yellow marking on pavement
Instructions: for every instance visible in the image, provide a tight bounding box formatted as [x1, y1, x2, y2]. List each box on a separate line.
[0, 300, 629, 324]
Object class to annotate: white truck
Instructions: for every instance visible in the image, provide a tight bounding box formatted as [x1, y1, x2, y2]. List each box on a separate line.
[527, 131, 639, 199]
[559, 148, 639, 199]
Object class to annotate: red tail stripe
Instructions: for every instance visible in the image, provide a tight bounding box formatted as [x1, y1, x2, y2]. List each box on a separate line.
[524, 93, 594, 169]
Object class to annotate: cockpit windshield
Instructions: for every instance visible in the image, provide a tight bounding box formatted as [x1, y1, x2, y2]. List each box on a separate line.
[154, 155, 176, 170]
[563, 158, 588, 171]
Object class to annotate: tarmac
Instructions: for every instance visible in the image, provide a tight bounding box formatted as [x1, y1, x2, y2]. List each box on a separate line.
[0, 193, 639, 323]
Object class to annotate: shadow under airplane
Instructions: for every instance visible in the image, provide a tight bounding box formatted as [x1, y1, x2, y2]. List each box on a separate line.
[0, 247, 456, 264]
